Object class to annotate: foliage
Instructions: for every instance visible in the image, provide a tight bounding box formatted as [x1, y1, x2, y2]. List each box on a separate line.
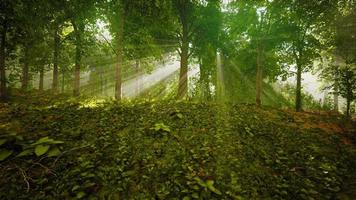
[0, 94, 355, 199]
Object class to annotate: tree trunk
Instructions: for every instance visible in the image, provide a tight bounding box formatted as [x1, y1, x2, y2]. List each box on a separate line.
[73, 22, 82, 96]
[199, 59, 205, 100]
[39, 65, 44, 91]
[0, 19, 7, 100]
[177, 22, 189, 99]
[135, 59, 140, 96]
[200, 57, 209, 100]
[346, 98, 351, 119]
[333, 84, 339, 112]
[256, 46, 262, 106]
[295, 63, 302, 112]
[115, 6, 124, 100]
[61, 68, 65, 93]
[21, 46, 30, 91]
[73, 45, 81, 96]
[53, 25, 60, 92]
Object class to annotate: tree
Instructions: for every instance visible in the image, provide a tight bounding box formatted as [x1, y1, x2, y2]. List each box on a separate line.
[279, 0, 336, 111]
[0, 0, 19, 99]
[65, 0, 98, 96]
[173, 0, 199, 99]
[14, 0, 49, 91]
[191, 0, 222, 100]
[48, 0, 69, 93]
[320, 6, 356, 117]
[224, 0, 285, 105]
[105, 0, 173, 100]
[0, 1, 11, 99]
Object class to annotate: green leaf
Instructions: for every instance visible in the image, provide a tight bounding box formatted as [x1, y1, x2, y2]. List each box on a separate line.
[35, 145, 50, 156]
[17, 149, 32, 157]
[72, 185, 80, 192]
[32, 137, 64, 146]
[153, 123, 171, 132]
[0, 139, 7, 146]
[0, 149, 13, 161]
[206, 180, 222, 195]
[15, 136, 24, 141]
[76, 191, 86, 199]
[34, 137, 51, 145]
[47, 147, 61, 157]
[192, 193, 199, 199]
[177, 113, 183, 119]
[193, 177, 206, 187]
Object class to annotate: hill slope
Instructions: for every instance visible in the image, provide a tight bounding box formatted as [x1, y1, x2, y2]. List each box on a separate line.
[0, 95, 355, 199]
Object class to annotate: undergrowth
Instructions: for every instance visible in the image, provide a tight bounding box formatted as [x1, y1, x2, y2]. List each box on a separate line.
[0, 95, 355, 199]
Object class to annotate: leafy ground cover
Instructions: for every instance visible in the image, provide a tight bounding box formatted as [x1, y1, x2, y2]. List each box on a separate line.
[0, 93, 355, 199]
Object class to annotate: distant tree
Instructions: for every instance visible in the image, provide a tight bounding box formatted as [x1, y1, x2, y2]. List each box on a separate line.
[224, 0, 286, 105]
[105, 0, 174, 100]
[278, 0, 337, 112]
[191, 0, 221, 100]
[64, 0, 98, 96]
[320, 7, 356, 118]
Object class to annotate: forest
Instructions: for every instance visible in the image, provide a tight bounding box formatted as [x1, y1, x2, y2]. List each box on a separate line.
[0, 0, 355, 199]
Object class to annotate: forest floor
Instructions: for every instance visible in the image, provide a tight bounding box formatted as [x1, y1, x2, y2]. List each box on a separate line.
[0, 91, 355, 199]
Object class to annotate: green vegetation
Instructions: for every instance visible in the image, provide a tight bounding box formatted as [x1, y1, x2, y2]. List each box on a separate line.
[0, 0, 355, 199]
[0, 94, 355, 199]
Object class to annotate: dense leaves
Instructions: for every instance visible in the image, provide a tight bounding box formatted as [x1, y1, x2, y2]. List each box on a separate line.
[0, 95, 355, 199]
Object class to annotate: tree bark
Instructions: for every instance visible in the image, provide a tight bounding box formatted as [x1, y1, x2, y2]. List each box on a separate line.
[61, 68, 65, 93]
[346, 98, 351, 118]
[135, 59, 140, 96]
[53, 25, 60, 92]
[333, 84, 339, 112]
[177, 21, 189, 99]
[21, 46, 30, 91]
[115, 5, 124, 100]
[256, 46, 262, 106]
[0, 19, 7, 100]
[295, 62, 302, 112]
[73, 22, 82, 96]
[39, 65, 44, 91]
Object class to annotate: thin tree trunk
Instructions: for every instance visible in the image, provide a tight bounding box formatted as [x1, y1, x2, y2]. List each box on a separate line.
[0, 19, 7, 100]
[135, 59, 140, 96]
[333, 84, 338, 112]
[177, 22, 189, 99]
[39, 65, 44, 91]
[73, 45, 81, 96]
[346, 99, 351, 119]
[256, 46, 262, 106]
[296, 63, 302, 112]
[115, 6, 124, 100]
[61, 68, 65, 93]
[53, 25, 60, 92]
[21, 46, 30, 91]
[199, 58, 205, 100]
[73, 22, 82, 96]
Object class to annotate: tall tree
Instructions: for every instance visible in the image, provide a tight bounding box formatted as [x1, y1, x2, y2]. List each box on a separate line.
[173, 0, 199, 99]
[225, 0, 285, 105]
[48, 0, 68, 92]
[191, 0, 222, 100]
[279, 0, 336, 111]
[320, 6, 356, 117]
[0, 1, 11, 99]
[105, 0, 172, 100]
[16, 0, 48, 91]
[65, 0, 97, 96]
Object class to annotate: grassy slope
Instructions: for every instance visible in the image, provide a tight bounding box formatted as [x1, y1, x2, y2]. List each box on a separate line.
[0, 93, 355, 199]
